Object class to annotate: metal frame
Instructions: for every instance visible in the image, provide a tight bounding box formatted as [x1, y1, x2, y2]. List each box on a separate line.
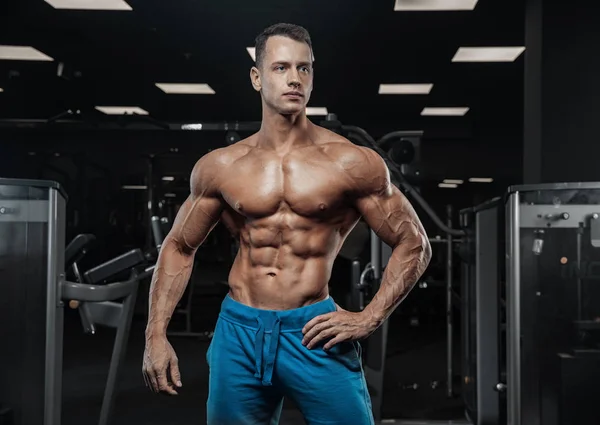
[62, 273, 142, 425]
[506, 191, 521, 425]
[474, 203, 500, 424]
[509, 182, 600, 192]
[446, 205, 454, 399]
[46, 185, 66, 425]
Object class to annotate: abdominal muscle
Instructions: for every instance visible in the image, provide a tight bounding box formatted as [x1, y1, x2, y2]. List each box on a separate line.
[226, 220, 344, 311]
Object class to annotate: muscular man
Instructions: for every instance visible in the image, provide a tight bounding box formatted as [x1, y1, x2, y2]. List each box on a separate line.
[143, 23, 432, 425]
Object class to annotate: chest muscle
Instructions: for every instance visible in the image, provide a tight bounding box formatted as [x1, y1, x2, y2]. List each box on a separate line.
[220, 153, 348, 219]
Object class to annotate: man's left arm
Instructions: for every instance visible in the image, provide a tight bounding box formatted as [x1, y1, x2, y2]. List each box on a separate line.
[302, 147, 431, 350]
[354, 151, 432, 328]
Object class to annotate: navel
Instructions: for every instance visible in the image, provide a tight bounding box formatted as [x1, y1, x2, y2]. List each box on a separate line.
[319, 203, 327, 211]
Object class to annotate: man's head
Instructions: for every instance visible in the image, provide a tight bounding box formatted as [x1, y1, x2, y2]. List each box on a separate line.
[250, 23, 314, 116]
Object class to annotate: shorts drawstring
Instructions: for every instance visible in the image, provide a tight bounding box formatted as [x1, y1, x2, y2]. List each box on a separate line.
[253, 314, 281, 386]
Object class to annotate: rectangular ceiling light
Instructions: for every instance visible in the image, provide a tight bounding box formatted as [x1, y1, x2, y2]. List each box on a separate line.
[155, 83, 215, 94]
[422, 107, 470, 116]
[95, 106, 149, 115]
[395, 0, 478, 11]
[306, 107, 328, 116]
[122, 185, 147, 190]
[162, 176, 175, 182]
[443, 179, 464, 184]
[0, 45, 53, 61]
[452, 47, 525, 62]
[0, 88, 3, 92]
[44, 0, 132, 10]
[247, 47, 256, 62]
[469, 177, 494, 183]
[379, 84, 433, 95]
[439, 183, 458, 189]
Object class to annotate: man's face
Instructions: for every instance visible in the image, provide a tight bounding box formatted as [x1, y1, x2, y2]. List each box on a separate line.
[251, 35, 313, 115]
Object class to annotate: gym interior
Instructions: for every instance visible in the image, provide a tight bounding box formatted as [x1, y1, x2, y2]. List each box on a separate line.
[1, 1, 599, 424]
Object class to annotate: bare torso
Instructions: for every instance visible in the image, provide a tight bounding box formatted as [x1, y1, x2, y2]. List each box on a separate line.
[215, 128, 362, 310]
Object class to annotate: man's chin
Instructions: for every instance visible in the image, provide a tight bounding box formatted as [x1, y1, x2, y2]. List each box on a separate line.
[279, 105, 305, 116]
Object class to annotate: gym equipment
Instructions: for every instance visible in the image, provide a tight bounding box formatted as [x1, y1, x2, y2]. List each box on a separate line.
[0, 178, 151, 425]
[459, 198, 504, 425]
[505, 183, 600, 425]
[64, 235, 149, 425]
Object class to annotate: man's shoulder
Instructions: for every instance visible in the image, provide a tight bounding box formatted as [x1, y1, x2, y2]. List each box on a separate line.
[190, 141, 254, 192]
[199, 140, 254, 167]
[316, 130, 382, 171]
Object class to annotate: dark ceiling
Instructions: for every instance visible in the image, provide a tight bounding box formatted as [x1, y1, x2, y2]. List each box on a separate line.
[1, 0, 525, 134]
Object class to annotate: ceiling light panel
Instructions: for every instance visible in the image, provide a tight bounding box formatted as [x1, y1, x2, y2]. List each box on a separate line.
[44, 0, 132, 10]
[443, 179, 464, 184]
[439, 183, 458, 188]
[155, 83, 215, 94]
[379, 84, 433, 94]
[395, 0, 478, 11]
[452, 47, 525, 62]
[469, 177, 494, 183]
[95, 106, 148, 115]
[0, 46, 53, 61]
[422, 107, 470, 116]
[122, 185, 147, 190]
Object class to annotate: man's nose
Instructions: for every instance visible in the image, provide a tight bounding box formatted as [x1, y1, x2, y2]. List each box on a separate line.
[287, 70, 301, 87]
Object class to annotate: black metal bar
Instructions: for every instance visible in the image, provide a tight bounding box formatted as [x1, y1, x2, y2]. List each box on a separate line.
[446, 204, 454, 398]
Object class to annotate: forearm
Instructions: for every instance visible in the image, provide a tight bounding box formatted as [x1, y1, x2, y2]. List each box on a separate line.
[362, 233, 431, 326]
[145, 238, 196, 337]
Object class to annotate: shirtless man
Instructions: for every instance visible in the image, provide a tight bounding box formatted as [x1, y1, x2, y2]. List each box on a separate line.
[142, 23, 432, 425]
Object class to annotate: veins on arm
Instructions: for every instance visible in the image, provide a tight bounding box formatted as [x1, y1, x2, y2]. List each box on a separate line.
[342, 145, 432, 323]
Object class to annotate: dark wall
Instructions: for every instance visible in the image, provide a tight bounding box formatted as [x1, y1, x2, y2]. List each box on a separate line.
[524, 0, 600, 183]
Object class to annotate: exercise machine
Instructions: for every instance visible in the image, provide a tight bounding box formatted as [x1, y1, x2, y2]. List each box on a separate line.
[458, 183, 600, 425]
[505, 183, 600, 425]
[458, 199, 504, 425]
[64, 233, 154, 425]
[0, 178, 152, 425]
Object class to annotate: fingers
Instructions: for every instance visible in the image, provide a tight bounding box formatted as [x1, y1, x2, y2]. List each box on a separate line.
[323, 333, 349, 351]
[302, 320, 333, 348]
[157, 371, 178, 395]
[305, 327, 337, 350]
[142, 369, 151, 389]
[143, 364, 179, 395]
[143, 368, 159, 393]
[302, 313, 333, 335]
[170, 358, 183, 388]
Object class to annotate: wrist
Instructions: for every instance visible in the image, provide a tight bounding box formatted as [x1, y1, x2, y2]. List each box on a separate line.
[359, 308, 385, 330]
[145, 323, 167, 339]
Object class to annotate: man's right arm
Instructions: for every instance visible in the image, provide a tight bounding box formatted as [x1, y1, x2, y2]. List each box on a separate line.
[145, 154, 224, 339]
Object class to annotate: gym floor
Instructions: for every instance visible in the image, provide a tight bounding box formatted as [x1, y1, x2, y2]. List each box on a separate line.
[61, 304, 467, 425]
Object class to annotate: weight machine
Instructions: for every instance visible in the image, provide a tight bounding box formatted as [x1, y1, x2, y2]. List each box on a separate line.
[0, 178, 154, 425]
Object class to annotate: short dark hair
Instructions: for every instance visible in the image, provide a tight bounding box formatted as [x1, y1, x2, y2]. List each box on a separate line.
[254, 23, 313, 69]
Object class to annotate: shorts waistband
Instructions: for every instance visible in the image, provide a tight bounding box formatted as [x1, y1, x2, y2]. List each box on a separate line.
[218, 293, 337, 332]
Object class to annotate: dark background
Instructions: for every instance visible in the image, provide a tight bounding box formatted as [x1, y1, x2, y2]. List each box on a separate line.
[3, 0, 596, 424]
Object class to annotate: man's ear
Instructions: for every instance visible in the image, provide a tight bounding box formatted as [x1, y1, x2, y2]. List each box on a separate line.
[250, 66, 261, 92]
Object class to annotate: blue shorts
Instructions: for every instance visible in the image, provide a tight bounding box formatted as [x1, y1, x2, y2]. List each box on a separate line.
[206, 294, 375, 425]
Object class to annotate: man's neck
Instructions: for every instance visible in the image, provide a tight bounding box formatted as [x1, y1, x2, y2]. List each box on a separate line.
[257, 108, 314, 152]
